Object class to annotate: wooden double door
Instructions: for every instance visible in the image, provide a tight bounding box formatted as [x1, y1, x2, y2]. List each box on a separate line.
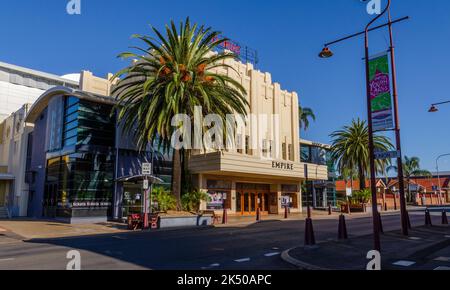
[236, 190, 270, 215]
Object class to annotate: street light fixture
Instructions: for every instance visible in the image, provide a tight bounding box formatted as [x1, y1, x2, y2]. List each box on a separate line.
[319, 47, 334, 58]
[428, 105, 438, 113]
[429, 101, 450, 113]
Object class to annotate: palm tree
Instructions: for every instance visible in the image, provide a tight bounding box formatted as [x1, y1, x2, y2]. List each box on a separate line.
[299, 105, 316, 131]
[330, 118, 393, 190]
[388, 156, 431, 202]
[112, 18, 248, 210]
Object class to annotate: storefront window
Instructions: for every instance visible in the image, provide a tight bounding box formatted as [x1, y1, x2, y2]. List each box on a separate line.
[44, 152, 114, 215]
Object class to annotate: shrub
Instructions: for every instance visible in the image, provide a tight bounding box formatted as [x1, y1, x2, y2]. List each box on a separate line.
[350, 189, 372, 205]
[181, 190, 210, 213]
[152, 187, 176, 212]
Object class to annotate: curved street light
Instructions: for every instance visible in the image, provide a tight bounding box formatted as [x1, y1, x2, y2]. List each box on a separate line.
[319, 0, 403, 251]
[429, 101, 450, 113]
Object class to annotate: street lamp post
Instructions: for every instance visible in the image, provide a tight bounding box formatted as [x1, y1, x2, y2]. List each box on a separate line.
[436, 154, 450, 204]
[387, 8, 409, 237]
[363, 0, 392, 252]
[319, 0, 413, 250]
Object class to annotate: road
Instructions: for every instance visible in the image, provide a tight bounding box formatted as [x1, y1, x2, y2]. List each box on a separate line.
[0, 212, 444, 270]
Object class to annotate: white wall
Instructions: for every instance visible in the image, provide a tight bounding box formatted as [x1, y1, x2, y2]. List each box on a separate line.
[0, 80, 46, 121]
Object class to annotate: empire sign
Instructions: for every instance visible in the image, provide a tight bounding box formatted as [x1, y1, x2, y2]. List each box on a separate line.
[272, 161, 294, 171]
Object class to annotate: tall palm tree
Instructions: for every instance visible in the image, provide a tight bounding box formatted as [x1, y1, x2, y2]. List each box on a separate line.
[388, 156, 431, 202]
[299, 105, 316, 131]
[330, 118, 393, 190]
[112, 18, 248, 209]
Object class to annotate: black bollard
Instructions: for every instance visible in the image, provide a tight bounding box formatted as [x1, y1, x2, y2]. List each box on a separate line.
[256, 208, 261, 222]
[328, 204, 332, 215]
[338, 214, 348, 240]
[284, 206, 288, 219]
[304, 217, 316, 246]
[406, 211, 412, 229]
[378, 212, 384, 234]
[425, 209, 432, 226]
[222, 208, 228, 224]
[442, 211, 448, 225]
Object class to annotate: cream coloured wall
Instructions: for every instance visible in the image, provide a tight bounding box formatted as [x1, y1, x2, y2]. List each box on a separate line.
[205, 57, 300, 162]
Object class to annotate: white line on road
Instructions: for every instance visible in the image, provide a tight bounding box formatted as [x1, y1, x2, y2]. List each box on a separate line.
[434, 257, 450, 262]
[392, 260, 416, 267]
[0, 258, 15, 262]
[434, 266, 450, 271]
[201, 263, 220, 270]
[234, 258, 251, 263]
[264, 252, 280, 257]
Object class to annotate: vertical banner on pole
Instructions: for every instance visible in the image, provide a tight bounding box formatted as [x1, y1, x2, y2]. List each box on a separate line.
[369, 53, 394, 132]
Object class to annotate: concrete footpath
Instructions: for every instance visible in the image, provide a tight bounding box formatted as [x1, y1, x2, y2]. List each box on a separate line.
[282, 224, 450, 270]
[0, 219, 128, 240]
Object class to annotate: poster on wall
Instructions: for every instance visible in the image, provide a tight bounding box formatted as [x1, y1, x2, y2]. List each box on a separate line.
[369, 53, 394, 132]
[207, 191, 227, 210]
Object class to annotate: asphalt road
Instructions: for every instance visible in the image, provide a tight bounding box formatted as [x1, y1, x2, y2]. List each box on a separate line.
[0, 212, 444, 270]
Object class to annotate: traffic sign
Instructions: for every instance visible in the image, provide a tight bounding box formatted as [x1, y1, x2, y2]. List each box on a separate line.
[142, 163, 152, 175]
[374, 150, 400, 160]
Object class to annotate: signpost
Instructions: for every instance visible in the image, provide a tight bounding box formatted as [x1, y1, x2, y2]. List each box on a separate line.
[142, 162, 152, 229]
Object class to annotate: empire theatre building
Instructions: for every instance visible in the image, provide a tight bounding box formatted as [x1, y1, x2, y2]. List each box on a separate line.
[189, 57, 328, 216]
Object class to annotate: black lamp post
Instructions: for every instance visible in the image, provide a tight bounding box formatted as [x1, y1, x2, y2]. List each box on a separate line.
[319, 0, 412, 250]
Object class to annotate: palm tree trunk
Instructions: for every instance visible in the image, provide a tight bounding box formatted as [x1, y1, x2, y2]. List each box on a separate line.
[358, 164, 366, 190]
[406, 177, 411, 203]
[172, 148, 182, 210]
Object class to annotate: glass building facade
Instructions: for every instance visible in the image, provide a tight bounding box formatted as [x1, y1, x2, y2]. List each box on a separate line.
[301, 142, 337, 209]
[43, 96, 116, 219]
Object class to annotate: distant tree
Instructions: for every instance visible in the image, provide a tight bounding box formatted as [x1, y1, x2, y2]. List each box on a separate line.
[330, 118, 393, 190]
[299, 105, 316, 131]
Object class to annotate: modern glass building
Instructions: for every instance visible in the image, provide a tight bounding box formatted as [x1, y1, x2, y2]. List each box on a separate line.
[300, 139, 337, 209]
[24, 71, 170, 223]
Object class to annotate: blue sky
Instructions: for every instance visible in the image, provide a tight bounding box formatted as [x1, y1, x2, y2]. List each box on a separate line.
[0, 0, 449, 172]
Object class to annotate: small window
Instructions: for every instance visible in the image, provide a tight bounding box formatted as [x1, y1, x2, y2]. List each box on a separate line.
[282, 143, 287, 160]
[245, 136, 252, 155]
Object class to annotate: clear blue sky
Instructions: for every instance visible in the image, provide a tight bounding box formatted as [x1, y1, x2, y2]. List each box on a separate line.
[1, 0, 449, 172]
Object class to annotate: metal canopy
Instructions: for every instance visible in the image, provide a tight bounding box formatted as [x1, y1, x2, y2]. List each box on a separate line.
[116, 174, 163, 184]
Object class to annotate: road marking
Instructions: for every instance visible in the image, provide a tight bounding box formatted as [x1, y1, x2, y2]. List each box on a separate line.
[434, 257, 450, 262]
[112, 236, 127, 240]
[392, 260, 416, 267]
[434, 266, 450, 271]
[0, 258, 15, 262]
[264, 252, 280, 257]
[409, 237, 422, 240]
[209, 263, 220, 267]
[234, 258, 251, 263]
[445, 235, 450, 239]
[272, 247, 280, 250]
[201, 263, 220, 270]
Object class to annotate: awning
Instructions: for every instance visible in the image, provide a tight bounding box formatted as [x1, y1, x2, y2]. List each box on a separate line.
[0, 174, 15, 181]
[116, 175, 164, 184]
